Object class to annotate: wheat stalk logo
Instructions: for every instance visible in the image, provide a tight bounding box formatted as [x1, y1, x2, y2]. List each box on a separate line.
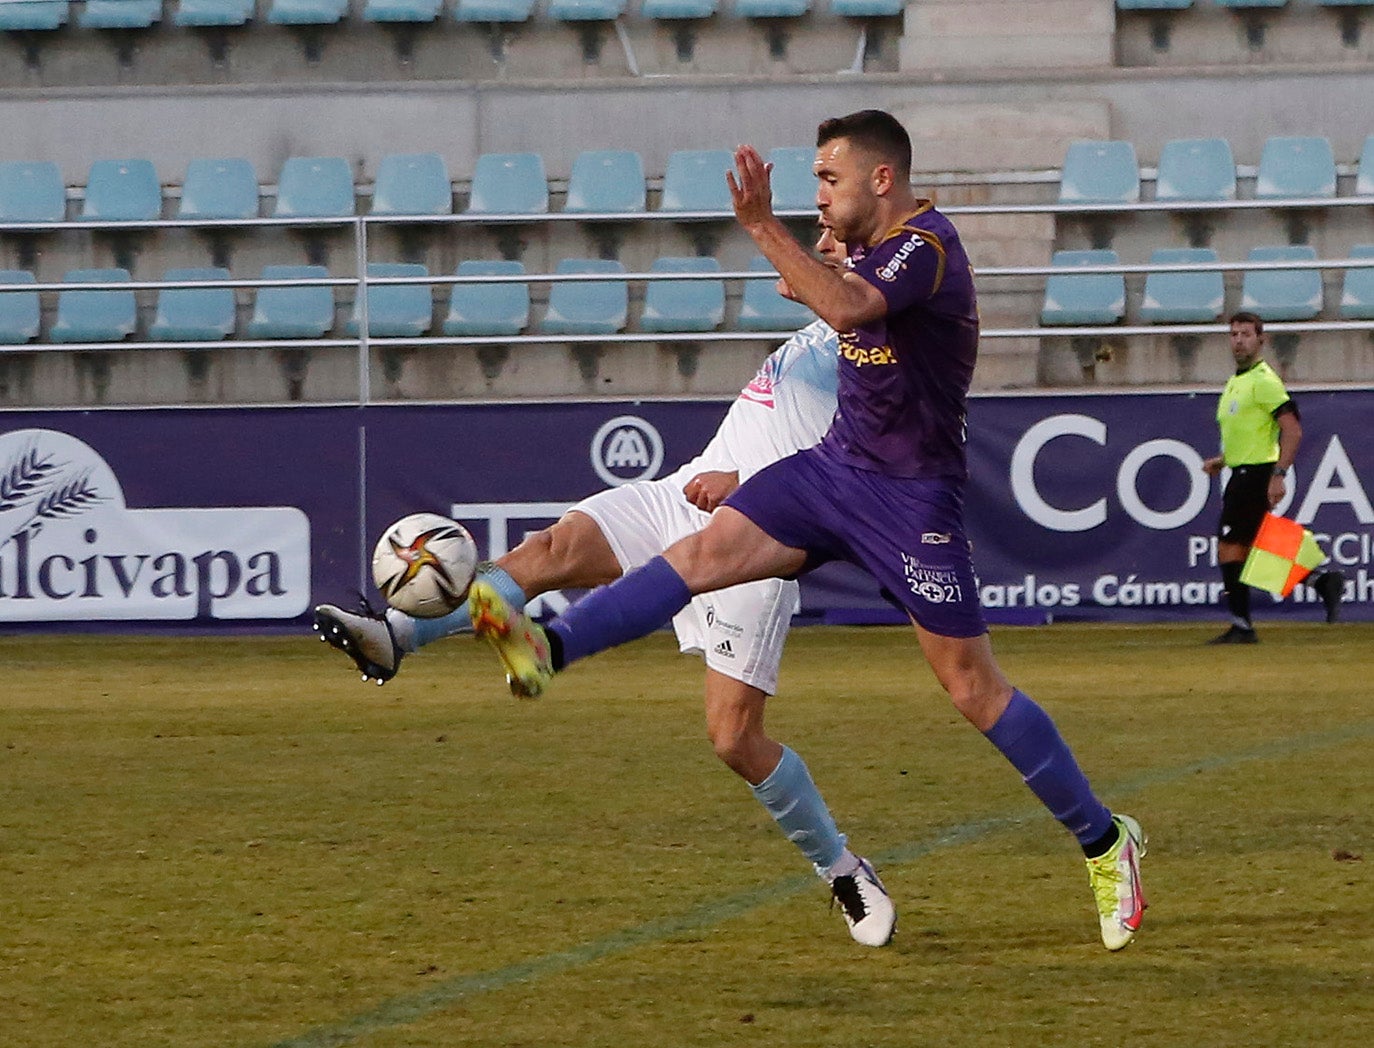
[1, 443, 106, 546]
[0, 445, 59, 512]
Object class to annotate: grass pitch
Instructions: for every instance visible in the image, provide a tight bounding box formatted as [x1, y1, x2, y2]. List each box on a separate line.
[1, 622, 1371, 1048]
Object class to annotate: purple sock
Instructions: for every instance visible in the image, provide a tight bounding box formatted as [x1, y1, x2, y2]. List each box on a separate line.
[983, 689, 1114, 849]
[548, 555, 693, 667]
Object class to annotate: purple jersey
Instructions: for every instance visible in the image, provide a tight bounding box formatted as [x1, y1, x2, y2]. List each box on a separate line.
[817, 202, 979, 479]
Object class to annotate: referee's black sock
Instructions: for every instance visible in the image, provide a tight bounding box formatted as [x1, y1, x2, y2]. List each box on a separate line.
[1220, 561, 1252, 628]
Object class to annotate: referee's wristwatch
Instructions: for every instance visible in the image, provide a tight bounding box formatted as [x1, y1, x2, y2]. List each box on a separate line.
[1273, 467, 1288, 478]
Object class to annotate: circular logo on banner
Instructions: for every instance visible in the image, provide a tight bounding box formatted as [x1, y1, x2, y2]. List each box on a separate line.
[590, 415, 664, 487]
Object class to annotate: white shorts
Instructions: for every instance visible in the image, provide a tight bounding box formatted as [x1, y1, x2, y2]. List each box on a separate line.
[572, 479, 799, 695]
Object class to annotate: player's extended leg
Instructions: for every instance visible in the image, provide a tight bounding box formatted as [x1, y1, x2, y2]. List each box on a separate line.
[914, 626, 1147, 951]
[704, 668, 896, 946]
[315, 512, 622, 684]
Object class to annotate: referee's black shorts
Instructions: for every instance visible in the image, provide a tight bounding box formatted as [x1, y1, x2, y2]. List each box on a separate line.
[1218, 463, 1275, 546]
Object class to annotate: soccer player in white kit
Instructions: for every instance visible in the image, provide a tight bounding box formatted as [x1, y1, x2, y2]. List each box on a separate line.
[315, 228, 898, 947]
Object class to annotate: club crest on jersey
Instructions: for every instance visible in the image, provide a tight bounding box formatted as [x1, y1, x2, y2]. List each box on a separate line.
[876, 233, 923, 282]
[741, 357, 778, 408]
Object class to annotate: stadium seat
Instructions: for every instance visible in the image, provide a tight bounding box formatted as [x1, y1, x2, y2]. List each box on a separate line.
[1058, 141, 1141, 203]
[1154, 138, 1236, 201]
[363, 0, 443, 20]
[1139, 248, 1225, 323]
[371, 153, 453, 216]
[1338, 244, 1374, 320]
[640, 257, 725, 333]
[548, 0, 627, 18]
[564, 150, 646, 214]
[442, 260, 530, 336]
[659, 149, 734, 213]
[540, 258, 627, 335]
[0, 271, 41, 345]
[1213, 0, 1286, 8]
[641, 0, 718, 16]
[178, 158, 259, 219]
[247, 265, 335, 337]
[0, 161, 66, 222]
[1115, 0, 1193, 8]
[78, 0, 161, 28]
[0, 1, 69, 30]
[1355, 134, 1374, 197]
[1040, 250, 1126, 326]
[451, 0, 537, 20]
[829, 0, 904, 15]
[735, 0, 811, 16]
[1255, 136, 1337, 199]
[274, 157, 356, 217]
[345, 263, 433, 337]
[738, 255, 815, 330]
[767, 146, 818, 213]
[81, 159, 161, 222]
[267, 0, 348, 24]
[173, 0, 255, 25]
[50, 269, 137, 343]
[1240, 245, 1323, 320]
[466, 153, 548, 214]
[149, 267, 237, 341]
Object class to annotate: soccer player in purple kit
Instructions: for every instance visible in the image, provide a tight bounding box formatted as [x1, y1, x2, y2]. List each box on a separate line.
[470, 110, 1149, 951]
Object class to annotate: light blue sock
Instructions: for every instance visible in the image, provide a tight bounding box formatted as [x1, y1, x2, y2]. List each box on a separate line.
[750, 746, 847, 875]
[404, 565, 526, 651]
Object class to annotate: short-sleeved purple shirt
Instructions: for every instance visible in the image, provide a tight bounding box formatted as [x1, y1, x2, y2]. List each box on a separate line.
[816, 202, 979, 479]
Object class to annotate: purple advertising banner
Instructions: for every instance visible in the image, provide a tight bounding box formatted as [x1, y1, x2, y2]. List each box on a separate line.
[2, 390, 1370, 631]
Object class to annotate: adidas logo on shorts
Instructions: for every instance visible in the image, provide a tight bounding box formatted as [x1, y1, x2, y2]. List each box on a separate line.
[713, 640, 735, 658]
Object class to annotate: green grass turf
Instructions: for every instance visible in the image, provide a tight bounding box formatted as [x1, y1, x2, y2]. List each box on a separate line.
[1, 623, 1370, 1047]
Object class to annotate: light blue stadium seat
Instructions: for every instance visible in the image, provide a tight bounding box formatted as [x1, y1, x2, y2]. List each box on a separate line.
[345, 263, 433, 337]
[247, 265, 335, 337]
[1155, 138, 1236, 201]
[642, 0, 718, 16]
[829, 0, 903, 15]
[1338, 244, 1374, 320]
[274, 157, 356, 218]
[0, 161, 65, 223]
[150, 267, 236, 341]
[0, 271, 41, 345]
[50, 269, 137, 343]
[451, 0, 536, 20]
[78, 0, 162, 28]
[659, 149, 734, 213]
[173, 0, 254, 25]
[1240, 245, 1323, 320]
[1116, 1, 1193, 8]
[564, 150, 646, 214]
[734, 0, 811, 16]
[548, 0, 626, 17]
[1354, 135, 1374, 197]
[443, 260, 529, 336]
[1040, 250, 1126, 326]
[541, 259, 627, 335]
[640, 257, 725, 333]
[82, 159, 161, 222]
[1213, 0, 1285, 8]
[179, 158, 259, 219]
[267, 0, 347, 24]
[467, 153, 548, 215]
[364, 0, 443, 21]
[767, 146, 817, 212]
[1139, 248, 1225, 323]
[1255, 136, 1336, 199]
[371, 153, 453, 216]
[1059, 141, 1140, 203]
[738, 255, 815, 330]
[0, 1, 69, 30]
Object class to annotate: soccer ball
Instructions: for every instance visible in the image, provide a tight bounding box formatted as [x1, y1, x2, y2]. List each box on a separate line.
[371, 513, 479, 619]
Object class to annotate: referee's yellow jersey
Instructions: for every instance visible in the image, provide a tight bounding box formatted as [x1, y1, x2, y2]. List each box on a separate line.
[1216, 360, 1291, 467]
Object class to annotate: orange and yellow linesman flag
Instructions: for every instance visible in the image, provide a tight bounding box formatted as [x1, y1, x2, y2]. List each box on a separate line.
[1240, 513, 1326, 597]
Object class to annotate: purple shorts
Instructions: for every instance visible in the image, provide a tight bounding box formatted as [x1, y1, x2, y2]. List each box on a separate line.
[725, 447, 986, 639]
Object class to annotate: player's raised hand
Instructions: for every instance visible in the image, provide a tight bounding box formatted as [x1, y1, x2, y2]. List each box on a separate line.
[727, 145, 774, 231]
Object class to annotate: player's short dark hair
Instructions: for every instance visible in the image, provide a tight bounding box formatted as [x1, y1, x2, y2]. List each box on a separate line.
[1229, 310, 1264, 335]
[817, 110, 912, 180]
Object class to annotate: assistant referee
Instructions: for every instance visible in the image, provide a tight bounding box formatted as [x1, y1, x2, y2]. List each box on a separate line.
[1201, 312, 1343, 644]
